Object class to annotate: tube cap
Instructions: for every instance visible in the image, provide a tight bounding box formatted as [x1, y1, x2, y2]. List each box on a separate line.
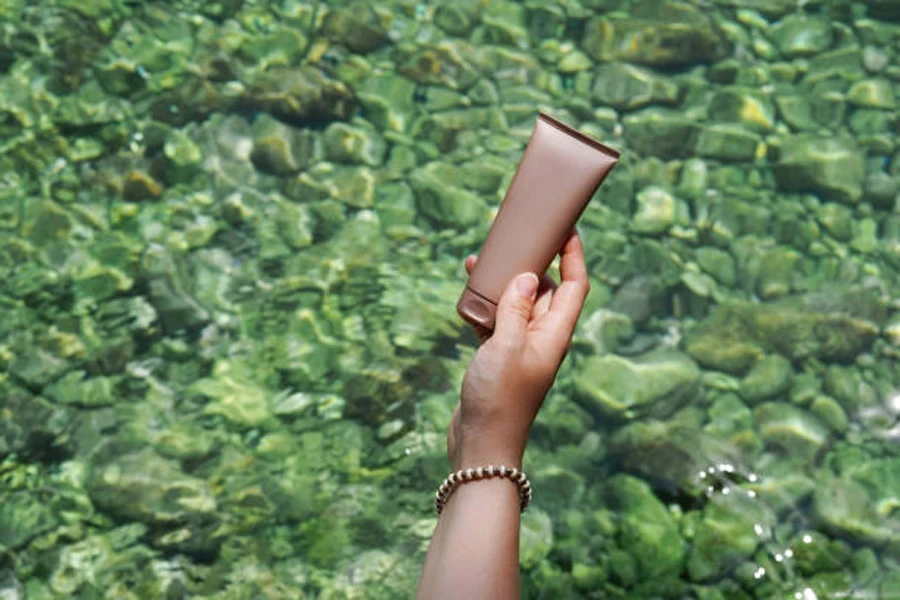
[456, 286, 497, 331]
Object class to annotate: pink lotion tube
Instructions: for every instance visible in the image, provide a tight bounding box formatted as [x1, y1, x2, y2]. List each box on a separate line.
[457, 112, 620, 331]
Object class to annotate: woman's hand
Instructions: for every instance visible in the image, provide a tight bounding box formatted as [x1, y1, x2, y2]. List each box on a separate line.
[448, 230, 590, 471]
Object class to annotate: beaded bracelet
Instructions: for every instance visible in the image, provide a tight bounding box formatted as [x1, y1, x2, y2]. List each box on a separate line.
[434, 465, 532, 516]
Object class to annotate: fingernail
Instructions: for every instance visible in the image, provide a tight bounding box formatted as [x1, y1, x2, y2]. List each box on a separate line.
[516, 273, 538, 298]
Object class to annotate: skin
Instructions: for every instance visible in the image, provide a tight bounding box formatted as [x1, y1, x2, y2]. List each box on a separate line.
[417, 230, 591, 600]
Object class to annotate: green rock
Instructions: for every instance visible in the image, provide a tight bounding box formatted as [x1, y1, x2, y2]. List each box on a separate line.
[863, 171, 899, 208]
[697, 247, 736, 286]
[192, 359, 274, 428]
[823, 365, 879, 416]
[250, 115, 317, 176]
[434, 1, 482, 36]
[357, 73, 417, 132]
[87, 448, 219, 553]
[582, 3, 730, 68]
[738, 354, 793, 404]
[807, 385, 847, 433]
[320, 1, 389, 53]
[864, 0, 900, 21]
[622, 109, 700, 159]
[769, 14, 833, 57]
[696, 124, 761, 162]
[687, 492, 774, 582]
[810, 91, 847, 129]
[775, 94, 817, 130]
[409, 161, 488, 228]
[607, 475, 685, 579]
[632, 186, 678, 234]
[791, 530, 851, 576]
[0, 491, 60, 550]
[591, 63, 679, 110]
[323, 121, 386, 166]
[814, 458, 900, 549]
[847, 78, 896, 109]
[774, 136, 865, 204]
[685, 299, 878, 374]
[807, 46, 863, 84]
[244, 66, 358, 126]
[708, 87, 775, 132]
[851, 217, 879, 254]
[45, 371, 117, 408]
[753, 402, 829, 461]
[816, 202, 854, 241]
[573, 348, 701, 420]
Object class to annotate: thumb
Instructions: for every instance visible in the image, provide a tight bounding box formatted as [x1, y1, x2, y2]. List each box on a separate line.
[494, 272, 538, 342]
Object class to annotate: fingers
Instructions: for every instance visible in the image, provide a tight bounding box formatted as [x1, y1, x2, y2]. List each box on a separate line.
[493, 272, 538, 343]
[545, 230, 590, 336]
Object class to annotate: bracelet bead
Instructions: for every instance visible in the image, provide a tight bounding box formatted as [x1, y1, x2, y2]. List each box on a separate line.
[434, 464, 532, 516]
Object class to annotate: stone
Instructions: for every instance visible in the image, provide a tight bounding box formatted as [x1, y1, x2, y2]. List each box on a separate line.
[769, 14, 833, 57]
[847, 79, 896, 109]
[573, 348, 701, 420]
[591, 63, 679, 111]
[409, 161, 488, 228]
[632, 186, 678, 234]
[816, 202, 853, 241]
[250, 115, 317, 176]
[607, 475, 685, 579]
[696, 124, 761, 162]
[738, 354, 793, 404]
[87, 448, 219, 553]
[434, 1, 482, 36]
[622, 109, 700, 159]
[582, 3, 730, 68]
[356, 73, 417, 132]
[754, 402, 829, 461]
[323, 121, 386, 166]
[244, 66, 358, 126]
[707, 87, 775, 132]
[122, 170, 163, 201]
[320, 1, 389, 53]
[685, 299, 878, 374]
[774, 136, 865, 204]
[696, 247, 736, 286]
[520, 508, 554, 569]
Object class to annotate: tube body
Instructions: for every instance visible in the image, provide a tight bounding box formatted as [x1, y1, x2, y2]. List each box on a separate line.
[457, 112, 620, 330]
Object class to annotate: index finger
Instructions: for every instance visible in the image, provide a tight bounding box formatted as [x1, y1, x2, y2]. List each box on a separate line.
[545, 229, 590, 333]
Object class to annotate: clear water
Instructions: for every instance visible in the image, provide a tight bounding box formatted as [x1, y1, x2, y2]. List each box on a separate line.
[2, 0, 900, 598]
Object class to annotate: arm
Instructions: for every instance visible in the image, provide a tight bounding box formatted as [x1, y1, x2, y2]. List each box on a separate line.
[417, 231, 590, 600]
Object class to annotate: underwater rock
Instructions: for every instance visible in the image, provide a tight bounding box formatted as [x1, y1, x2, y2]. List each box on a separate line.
[738, 355, 793, 404]
[631, 186, 679, 234]
[687, 492, 775, 581]
[814, 457, 900, 549]
[863, 0, 900, 21]
[696, 124, 761, 162]
[622, 109, 700, 159]
[0, 385, 72, 460]
[606, 475, 686, 579]
[0, 490, 60, 550]
[356, 73, 417, 132]
[250, 114, 317, 176]
[409, 161, 488, 228]
[770, 14, 834, 57]
[609, 419, 745, 499]
[87, 448, 220, 554]
[243, 66, 358, 126]
[320, 1, 389, 54]
[591, 63, 680, 110]
[707, 87, 775, 133]
[696, 247, 737, 286]
[520, 508, 554, 569]
[773, 136, 865, 204]
[816, 202, 854, 241]
[396, 42, 481, 90]
[581, 2, 731, 68]
[323, 121, 386, 166]
[684, 298, 878, 374]
[847, 78, 897, 110]
[434, 1, 483, 36]
[754, 402, 830, 461]
[573, 348, 700, 420]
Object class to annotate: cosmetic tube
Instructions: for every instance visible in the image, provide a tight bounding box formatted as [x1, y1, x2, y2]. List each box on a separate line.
[457, 112, 620, 331]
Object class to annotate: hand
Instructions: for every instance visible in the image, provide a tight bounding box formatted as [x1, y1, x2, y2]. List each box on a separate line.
[448, 230, 590, 471]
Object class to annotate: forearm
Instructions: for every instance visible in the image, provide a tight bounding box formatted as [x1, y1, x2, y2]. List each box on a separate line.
[417, 478, 521, 600]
